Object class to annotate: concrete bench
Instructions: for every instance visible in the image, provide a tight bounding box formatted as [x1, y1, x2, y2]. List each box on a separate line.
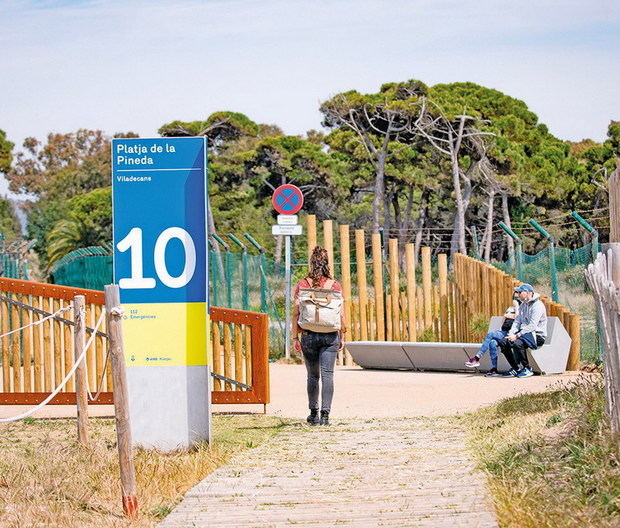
[346, 316, 571, 375]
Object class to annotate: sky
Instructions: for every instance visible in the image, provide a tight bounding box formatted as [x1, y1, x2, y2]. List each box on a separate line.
[1, 0, 619, 196]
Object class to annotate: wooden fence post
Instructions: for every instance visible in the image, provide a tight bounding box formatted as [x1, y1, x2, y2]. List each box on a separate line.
[609, 167, 620, 243]
[405, 243, 417, 342]
[567, 314, 581, 371]
[307, 214, 317, 263]
[323, 220, 335, 278]
[73, 295, 89, 447]
[355, 230, 368, 340]
[340, 225, 353, 364]
[389, 238, 400, 341]
[372, 233, 385, 340]
[105, 285, 138, 519]
[421, 247, 432, 329]
[438, 254, 448, 342]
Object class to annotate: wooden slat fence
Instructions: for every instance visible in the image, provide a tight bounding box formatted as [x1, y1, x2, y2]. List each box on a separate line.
[305, 216, 581, 370]
[0, 277, 110, 404]
[211, 307, 269, 404]
[0, 277, 270, 405]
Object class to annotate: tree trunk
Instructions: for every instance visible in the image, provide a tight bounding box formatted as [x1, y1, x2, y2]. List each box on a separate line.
[274, 235, 283, 264]
[484, 190, 495, 262]
[372, 151, 386, 233]
[450, 161, 475, 257]
[449, 147, 466, 257]
[399, 184, 415, 249]
[501, 192, 515, 264]
[383, 185, 393, 236]
[414, 206, 427, 264]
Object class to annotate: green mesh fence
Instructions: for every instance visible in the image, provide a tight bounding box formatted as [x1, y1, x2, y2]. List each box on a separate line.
[494, 242, 602, 364]
[50, 246, 287, 358]
[209, 250, 286, 357]
[0, 235, 30, 279]
[0, 252, 28, 279]
[50, 246, 113, 290]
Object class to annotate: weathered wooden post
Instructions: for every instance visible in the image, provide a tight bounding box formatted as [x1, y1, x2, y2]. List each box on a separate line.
[609, 168, 620, 244]
[105, 284, 138, 519]
[389, 239, 400, 341]
[323, 220, 335, 279]
[405, 243, 417, 342]
[340, 224, 353, 364]
[73, 295, 89, 447]
[372, 233, 385, 340]
[355, 230, 368, 340]
[421, 247, 432, 329]
[307, 214, 317, 264]
[438, 254, 449, 342]
[567, 313, 581, 371]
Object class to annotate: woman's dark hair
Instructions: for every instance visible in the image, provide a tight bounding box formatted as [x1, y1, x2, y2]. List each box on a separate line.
[308, 246, 331, 287]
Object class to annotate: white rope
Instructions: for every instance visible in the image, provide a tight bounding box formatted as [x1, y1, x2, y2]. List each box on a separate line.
[85, 306, 122, 401]
[79, 309, 107, 401]
[87, 349, 111, 402]
[0, 305, 72, 339]
[0, 308, 107, 423]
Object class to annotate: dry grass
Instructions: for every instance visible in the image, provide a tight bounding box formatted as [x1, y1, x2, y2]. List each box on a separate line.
[0, 414, 290, 528]
[466, 375, 620, 528]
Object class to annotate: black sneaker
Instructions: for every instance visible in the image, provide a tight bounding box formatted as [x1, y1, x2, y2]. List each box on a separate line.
[307, 409, 319, 426]
[502, 369, 518, 377]
[319, 410, 330, 426]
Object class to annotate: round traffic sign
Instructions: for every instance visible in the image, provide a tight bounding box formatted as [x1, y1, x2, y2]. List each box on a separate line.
[272, 184, 304, 215]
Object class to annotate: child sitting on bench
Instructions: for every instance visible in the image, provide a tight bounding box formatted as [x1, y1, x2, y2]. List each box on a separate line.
[465, 303, 518, 376]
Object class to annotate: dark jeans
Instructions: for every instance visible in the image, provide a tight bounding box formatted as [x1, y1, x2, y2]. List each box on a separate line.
[501, 333, 545, 371]
[300, 331, 339, 412]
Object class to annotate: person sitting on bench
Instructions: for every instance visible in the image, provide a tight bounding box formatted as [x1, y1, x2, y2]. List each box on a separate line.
[465, 303, 518, 376]
[501, 283, 547, 378]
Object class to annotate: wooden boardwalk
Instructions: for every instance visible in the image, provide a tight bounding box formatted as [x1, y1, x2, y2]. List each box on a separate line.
[159, 417, 497, 528]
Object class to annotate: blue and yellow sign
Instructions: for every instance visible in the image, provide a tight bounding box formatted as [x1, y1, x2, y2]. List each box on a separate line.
[112, 137, 208, 366]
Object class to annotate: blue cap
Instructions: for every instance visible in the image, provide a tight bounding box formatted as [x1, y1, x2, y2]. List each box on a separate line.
[514, 283, 534, 293]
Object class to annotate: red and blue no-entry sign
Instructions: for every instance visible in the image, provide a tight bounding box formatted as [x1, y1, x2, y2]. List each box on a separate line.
[272, 184, 304, 215]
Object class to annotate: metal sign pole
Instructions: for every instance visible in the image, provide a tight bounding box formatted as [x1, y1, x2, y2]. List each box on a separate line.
[270, 184, 304, 361]
[284, 234, 292, 360]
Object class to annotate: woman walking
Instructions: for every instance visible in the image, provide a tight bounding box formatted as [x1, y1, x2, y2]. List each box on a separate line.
[292, 246, 345, 426]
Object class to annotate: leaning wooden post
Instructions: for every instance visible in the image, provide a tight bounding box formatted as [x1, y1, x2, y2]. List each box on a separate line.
[421, 247, 432, 329]
[340, 224, 353, 364]
[438, 254, 449, 342]
[371, 233, 385, 340]
[307, 214, 317, 264]
[405, 243, 417, 342]
[355, 230, 369, 340]
[609, 168, 620, 243]
[73, 295, 89, 447]
[388, 239, 400, 341]
[105, 285, 138, 519]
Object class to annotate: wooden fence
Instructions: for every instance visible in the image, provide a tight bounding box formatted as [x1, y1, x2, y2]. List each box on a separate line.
[0, 277, 110, 403]
[305, 216, 581, 369]
[0, 277, 269, 405]
[585, 248, 620, 434]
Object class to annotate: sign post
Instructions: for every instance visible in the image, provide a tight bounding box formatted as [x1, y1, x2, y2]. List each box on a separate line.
[112, 136, 210, 451]
[271, 185, 304, 359]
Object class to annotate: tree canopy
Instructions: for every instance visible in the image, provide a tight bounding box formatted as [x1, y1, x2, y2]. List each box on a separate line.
[2, 78, 618, 271]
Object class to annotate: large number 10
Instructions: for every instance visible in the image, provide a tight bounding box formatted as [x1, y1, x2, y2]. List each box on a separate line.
[117, 227, 196, 289]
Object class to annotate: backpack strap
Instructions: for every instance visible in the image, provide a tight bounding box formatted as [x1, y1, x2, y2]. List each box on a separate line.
[324, 279, 335, 290]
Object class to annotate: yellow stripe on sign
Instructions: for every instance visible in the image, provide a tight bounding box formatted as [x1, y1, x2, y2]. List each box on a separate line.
[121, 302, 209, 366]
